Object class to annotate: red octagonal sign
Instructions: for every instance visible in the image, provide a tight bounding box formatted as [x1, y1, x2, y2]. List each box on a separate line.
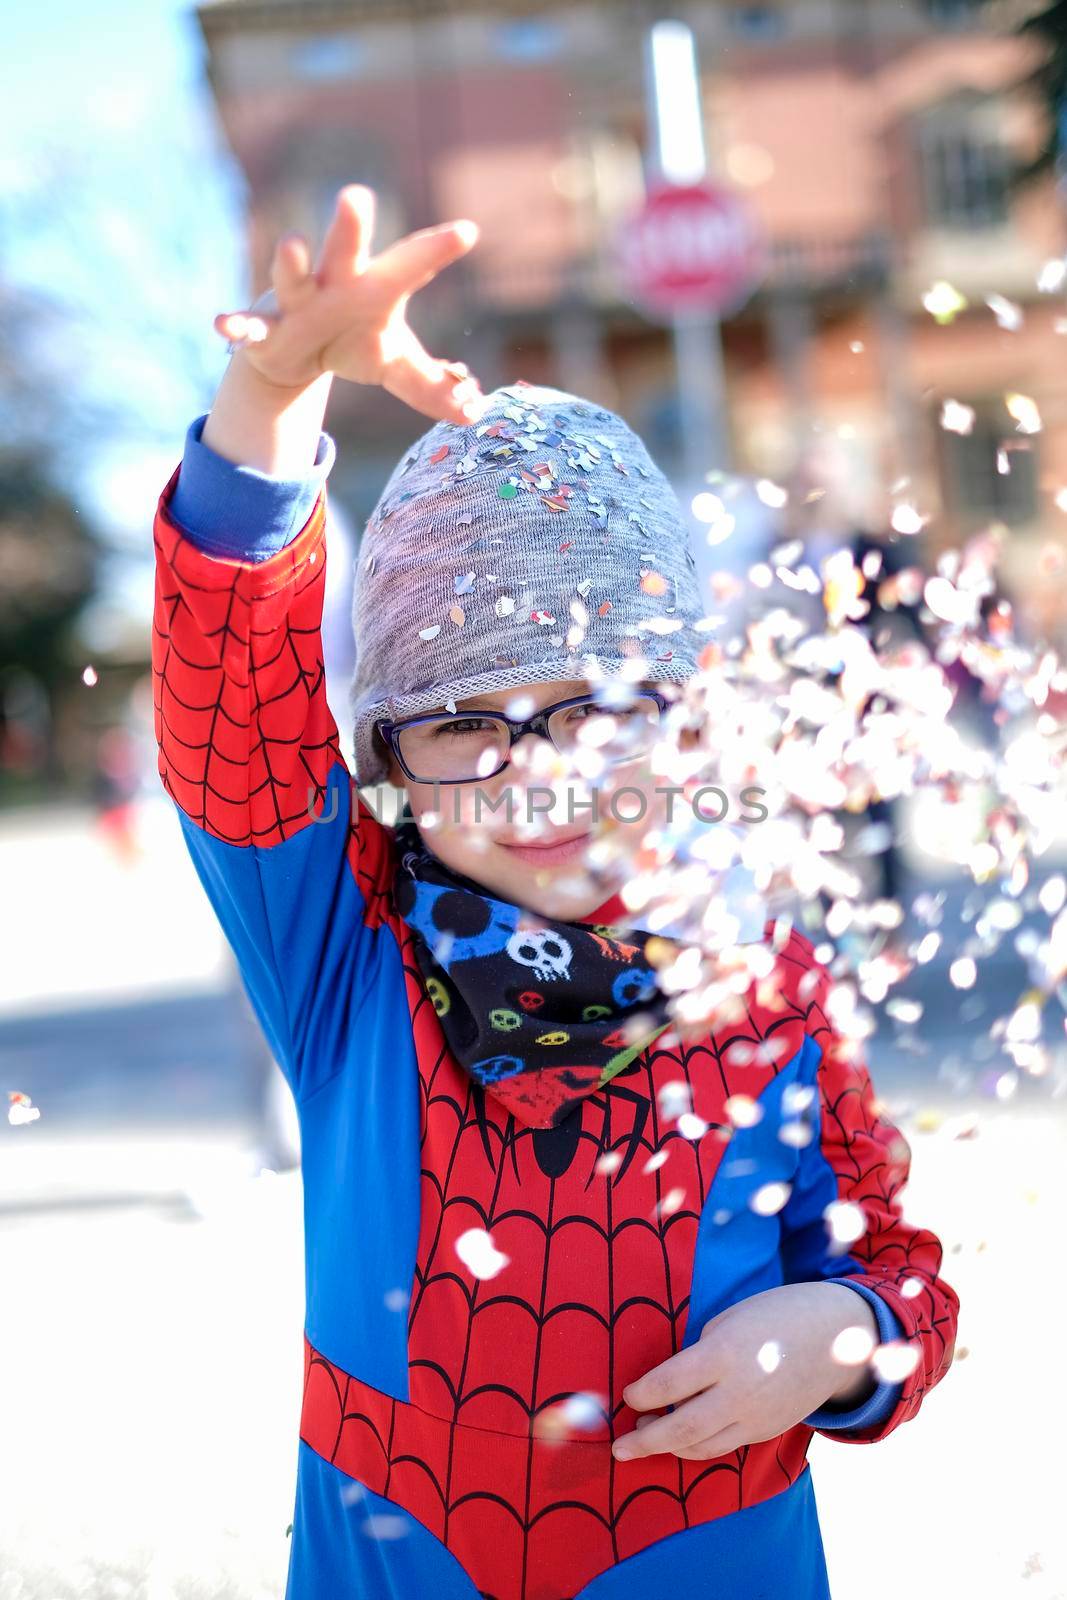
[617, 181, 766, 317]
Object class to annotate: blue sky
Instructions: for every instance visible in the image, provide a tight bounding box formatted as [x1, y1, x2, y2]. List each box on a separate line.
[1, 0, 257, 646]
[3, 0, 247, 631]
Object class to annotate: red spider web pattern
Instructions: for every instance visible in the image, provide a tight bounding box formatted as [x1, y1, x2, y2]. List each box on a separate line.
[782, 948, 959, 1439]
[300, 927, 839, 1600]
[153, 481, 956, 1592]
[152, 474, 340, 848]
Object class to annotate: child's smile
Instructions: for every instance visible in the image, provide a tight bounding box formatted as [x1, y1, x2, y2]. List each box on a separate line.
[381, 677, 671, 917]
[493, 827, 595, 869]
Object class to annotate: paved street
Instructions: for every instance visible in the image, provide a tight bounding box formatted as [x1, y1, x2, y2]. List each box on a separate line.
[2, 797, 1066, 1598]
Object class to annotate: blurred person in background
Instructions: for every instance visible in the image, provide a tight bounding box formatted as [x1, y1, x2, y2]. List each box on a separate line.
[784, 460, 930, 922]
[91, 723, 143, 864]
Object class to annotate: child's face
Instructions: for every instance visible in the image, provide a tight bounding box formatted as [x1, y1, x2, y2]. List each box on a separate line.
[381, 679, 674, 919]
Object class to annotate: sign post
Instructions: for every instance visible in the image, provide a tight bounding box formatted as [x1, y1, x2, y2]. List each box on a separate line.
[620, 21, 765, 499]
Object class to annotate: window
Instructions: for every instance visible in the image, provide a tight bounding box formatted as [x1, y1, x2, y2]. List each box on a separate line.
[491, 19, 565, 62]
[918, 99, 1011, 230]
[729, 5, 788, 39]
[936, 398, 1039, 529]
[290, 34, 365, 82]
[923, 0, 986, 26]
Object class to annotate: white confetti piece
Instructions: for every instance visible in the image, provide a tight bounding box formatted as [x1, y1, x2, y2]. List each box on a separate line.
[1006, 392, 1042, 434]
[1039, 257, 1067, 292]
[824, 1201, 867, 1244]
[831, 1325, 876, 1366]
[923, 576, 979, 628]
[561, 1392, 607, 1430]
[891, 503, 926, 536]
[724, 1094, 763, 1128]
[940, 399, 975, 436]
[987, 292, 1023, 332]
[778, 1119, 813, 1148]
[657, 1186, 687, 1217]
[750, 1181, 791, 1216]
[1038, 875, 1066, 914]
[658, 1081, 691, 1120]
[756, 1341, 783, 1374]
[455, 1228, 510, 1281]
[923, 281, 967, 321]
[871, 1342, 921, 1382]
[8, 1093, 40, 1127]
[755, 479, 788, 508]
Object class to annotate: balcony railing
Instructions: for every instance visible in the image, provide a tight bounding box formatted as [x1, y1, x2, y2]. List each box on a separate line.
[455, 229, 895, 315]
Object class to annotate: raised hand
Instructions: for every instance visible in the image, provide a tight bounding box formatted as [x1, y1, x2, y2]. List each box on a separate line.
[215, 185, 486, 426]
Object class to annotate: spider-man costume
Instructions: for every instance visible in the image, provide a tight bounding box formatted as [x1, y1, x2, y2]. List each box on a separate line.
[151, 421, 958, 1599]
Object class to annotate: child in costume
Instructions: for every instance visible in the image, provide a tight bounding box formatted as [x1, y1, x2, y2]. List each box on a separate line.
[152, 187, 958, 1600]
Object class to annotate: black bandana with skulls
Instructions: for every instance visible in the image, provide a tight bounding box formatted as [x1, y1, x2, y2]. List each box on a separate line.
[391, 807, 673, 1129]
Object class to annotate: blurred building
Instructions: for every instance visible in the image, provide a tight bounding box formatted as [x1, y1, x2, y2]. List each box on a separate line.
[195, 0, 1067, 638]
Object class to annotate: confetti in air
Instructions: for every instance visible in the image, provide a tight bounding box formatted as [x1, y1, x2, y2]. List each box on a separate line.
[1038, 257, 1067, 293]
[1005, 393, 1042, 435]
[986, 293, 1023, 333]
[147, 374, 1067, 1483]
[871, 1342, 922, 1383]
[750, 1182, 792, 1216]
[756, 1340, 783, 1373]
[831, 1325, 877, 1366]
[8, 1092, 41, 1127]
[455, 1228, 510, 1281]
[940, 400, 976, 437]
[922, 281, 968, 323]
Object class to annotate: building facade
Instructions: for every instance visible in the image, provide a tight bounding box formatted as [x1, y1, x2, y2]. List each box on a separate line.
[196, 0, 1067, 638]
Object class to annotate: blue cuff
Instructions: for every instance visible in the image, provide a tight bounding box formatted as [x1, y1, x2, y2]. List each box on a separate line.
[804, 1278, 906, 1433]
[168, 413, 336, 562]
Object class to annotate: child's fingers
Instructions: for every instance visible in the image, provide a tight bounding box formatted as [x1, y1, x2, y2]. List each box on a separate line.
[317, 184, 376, 284]
[372, 219, 479, 299]
[213, 309, 277, 347]
[272, 232, 314, 311]
[382, 324, 486, 425]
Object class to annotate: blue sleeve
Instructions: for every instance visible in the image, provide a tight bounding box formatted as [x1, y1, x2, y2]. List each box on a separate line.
[153, 461, 395, 1104]
[168, 413, 336, 562]
[803, 1278, 905, 1432]
[175, 767, 389, 1103]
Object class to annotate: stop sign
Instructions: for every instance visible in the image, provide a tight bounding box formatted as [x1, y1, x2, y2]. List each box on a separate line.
[618, 181, 765, 317]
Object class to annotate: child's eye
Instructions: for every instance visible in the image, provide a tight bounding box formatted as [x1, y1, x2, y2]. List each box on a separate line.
[431, 717, 493, 737]
[561, 701, 636, 725]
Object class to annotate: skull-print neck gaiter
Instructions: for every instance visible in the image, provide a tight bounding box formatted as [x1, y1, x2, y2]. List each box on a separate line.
[392, 807, 673, 1129]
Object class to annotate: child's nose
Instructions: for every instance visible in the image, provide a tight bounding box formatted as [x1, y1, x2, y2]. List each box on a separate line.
[510, 729, 561, 777]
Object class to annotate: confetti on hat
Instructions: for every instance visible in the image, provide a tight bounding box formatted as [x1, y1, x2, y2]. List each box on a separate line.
[349, 382, 706, 788]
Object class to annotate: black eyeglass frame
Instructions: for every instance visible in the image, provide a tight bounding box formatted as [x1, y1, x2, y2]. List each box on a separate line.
[377, 688, 672, 785]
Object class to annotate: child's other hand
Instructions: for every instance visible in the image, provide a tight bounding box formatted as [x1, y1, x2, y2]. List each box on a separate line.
[215, 185, 487, 425]
[611, 1282, 881, 1461]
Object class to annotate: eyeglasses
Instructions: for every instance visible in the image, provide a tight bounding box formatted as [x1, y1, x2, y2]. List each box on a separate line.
[378, 689, 670, 784]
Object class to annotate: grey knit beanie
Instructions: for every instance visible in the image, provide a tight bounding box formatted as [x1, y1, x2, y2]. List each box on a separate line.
[349, 382, 707, 787]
